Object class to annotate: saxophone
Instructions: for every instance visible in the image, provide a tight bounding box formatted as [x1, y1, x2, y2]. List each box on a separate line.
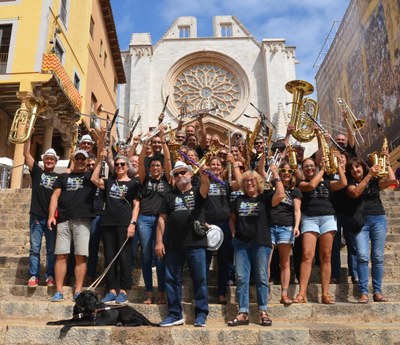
[369, 137, 389, 177]
[244, 118, 261, 170]
[318, 132, 338, 175]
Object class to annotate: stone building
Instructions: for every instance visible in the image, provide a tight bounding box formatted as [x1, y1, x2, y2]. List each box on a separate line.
[119, 16, 307, 150]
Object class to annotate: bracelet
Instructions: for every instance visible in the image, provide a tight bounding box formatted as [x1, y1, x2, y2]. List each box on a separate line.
[273, 177, 282, 182]
[130, 220, 137, 225]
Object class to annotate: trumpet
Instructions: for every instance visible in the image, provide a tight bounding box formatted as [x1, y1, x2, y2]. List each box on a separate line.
[336, 98, 365, 145]
[265, 150, 282, 182]
[368, 124, 389, 177]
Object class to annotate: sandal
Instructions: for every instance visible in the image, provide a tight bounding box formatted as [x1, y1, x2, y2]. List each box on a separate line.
[321, 295, 336, 305]
[280, 295, 293, 305]
[259, 311, 272, 327]
[227, 313, 249, 327]
[373, 293, 388, 302]
[292, 294, 307, 303]
[358, 294, 369, 304]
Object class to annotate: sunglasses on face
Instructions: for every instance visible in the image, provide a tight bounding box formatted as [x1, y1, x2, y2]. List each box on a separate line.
[115, 162, 126, 167]
[176, 136, 185, 139]
[255, 142, 263, 145]
[173, 171, 187, 177]
[279, 168, 295, 174]
[235, 134, 242, 137]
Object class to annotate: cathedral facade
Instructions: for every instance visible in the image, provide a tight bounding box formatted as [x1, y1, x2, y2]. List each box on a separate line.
[119, 16, 300, 145]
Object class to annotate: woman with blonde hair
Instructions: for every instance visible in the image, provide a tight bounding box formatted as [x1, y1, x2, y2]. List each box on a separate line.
[228, 168, 284, 327]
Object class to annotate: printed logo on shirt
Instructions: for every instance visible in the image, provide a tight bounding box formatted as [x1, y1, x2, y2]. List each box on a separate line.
[238, 201, 260, 217]
[145, 180, 165, 194]
[281, 190, 293, 207]
[310, 182, 329, 199]
[66, 176, 84, 191]
[209, 182, 226, 196]
[109, 183, 129, 199]
[230, 190, 244, 203]
[174, 194, 195, 211]
[40, 173, 58, 190]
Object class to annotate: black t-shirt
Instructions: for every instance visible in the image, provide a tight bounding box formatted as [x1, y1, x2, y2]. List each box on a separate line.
[345, 143, 357, 158]
[231, 192, 273, 247]
[101, 178, 140, 226]
[160, 186, 207, 249]
[53, 172, 96, 222]
[30, 162, 59, 218]
[300, 180, 335, 216]
[270, 187, 302, 226]
[349, 178, 385, 216]
[204, 180, 230, 222]
[139, 176, 171, 215]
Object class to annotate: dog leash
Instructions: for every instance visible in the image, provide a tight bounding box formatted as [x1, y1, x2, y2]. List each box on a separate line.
[88, 235, 130, 290]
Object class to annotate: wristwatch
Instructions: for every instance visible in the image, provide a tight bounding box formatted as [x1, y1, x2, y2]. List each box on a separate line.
[130, 220, 137, 225]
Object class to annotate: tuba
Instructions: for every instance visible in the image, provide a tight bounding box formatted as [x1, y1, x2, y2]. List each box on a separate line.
[9, 96, 47, 144]
[286, 80, 319, 143]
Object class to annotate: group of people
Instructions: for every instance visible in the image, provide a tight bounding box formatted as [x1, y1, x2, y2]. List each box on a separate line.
[24, 110, 397, 328]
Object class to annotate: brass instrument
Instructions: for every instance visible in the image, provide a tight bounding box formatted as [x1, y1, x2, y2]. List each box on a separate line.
[336, 98, 365, 145]
[287, 144, 298, 170]
[265, 150, 282, 182]
[369, 125, 389, 177]
[70, 116, 83, 157]
[192, 146, 217, 175]
[9, 96, 48, 144]
[97, 104, 116, 116]
[166, 127, 182, 162]
[285, 80, 319, 143]
[186, 105, 219, 118]
[141, 123, 170, 143]
[244, 117, 261, 170]
[318, 132, 338, 175]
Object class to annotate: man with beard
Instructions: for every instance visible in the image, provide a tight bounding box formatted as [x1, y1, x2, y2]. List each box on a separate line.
[155, 161, 210, 327]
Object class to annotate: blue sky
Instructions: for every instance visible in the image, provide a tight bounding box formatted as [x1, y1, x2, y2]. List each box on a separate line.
[110, 0, 349, 92]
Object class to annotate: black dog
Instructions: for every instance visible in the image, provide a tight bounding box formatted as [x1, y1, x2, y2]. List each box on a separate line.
[47, 290, 158, 334]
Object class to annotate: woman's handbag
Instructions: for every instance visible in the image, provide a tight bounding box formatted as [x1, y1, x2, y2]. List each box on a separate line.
[349, 199, 365, 234]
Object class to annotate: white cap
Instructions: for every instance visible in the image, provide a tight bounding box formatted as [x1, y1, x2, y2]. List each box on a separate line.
[276, 135, 285, 141]
[80, 134, 94, 144]
[74, 150, 89, 159]
[170, 161, 193, 176]
[206, 225, 224, 251]
[41, 148, 59, 161]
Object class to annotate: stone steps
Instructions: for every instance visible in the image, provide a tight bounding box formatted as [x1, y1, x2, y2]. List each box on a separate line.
[2, 281, 400, 304]
[1, 298, 400, 324]
[1, 319, 400, 345]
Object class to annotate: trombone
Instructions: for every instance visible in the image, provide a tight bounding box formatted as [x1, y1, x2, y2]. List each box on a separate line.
[336, 98, 365, 145]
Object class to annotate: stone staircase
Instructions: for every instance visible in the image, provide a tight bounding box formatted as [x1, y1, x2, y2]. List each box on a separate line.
[1, 189, 400, 344]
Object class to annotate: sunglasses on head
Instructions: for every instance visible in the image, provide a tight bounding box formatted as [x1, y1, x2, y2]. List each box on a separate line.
[279, 168, 295, 174]
[173, 170, 187, 177]
[115, 162, 126, 167]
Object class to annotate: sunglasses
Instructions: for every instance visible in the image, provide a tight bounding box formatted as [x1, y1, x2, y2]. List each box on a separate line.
[176, 136, 185, 139]
[234, 134, 242, 137]
[173, 170, 187, 177]
[279, 168, 295, 174]
[255, 142, 263, 145]
[115, 162, 126, 167]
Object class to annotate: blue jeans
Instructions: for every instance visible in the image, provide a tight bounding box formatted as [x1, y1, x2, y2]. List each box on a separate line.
[29, 214, 56, 278]
[232, 237, 271, 313]
[336, 213, 358, 280]
[165, 246, 208, 320]
[87, 215, 102, 279]
[352, 215, 387, 295]
[137, 215, 165, 292]
[206, 220, 233, 296]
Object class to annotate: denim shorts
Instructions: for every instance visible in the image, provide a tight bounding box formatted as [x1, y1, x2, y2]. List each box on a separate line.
[270, 225, 295, 245]
[301, 215, 337, 235]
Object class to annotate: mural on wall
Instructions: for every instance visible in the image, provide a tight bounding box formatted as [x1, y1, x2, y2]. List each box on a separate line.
[316, 0, 400, 157]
